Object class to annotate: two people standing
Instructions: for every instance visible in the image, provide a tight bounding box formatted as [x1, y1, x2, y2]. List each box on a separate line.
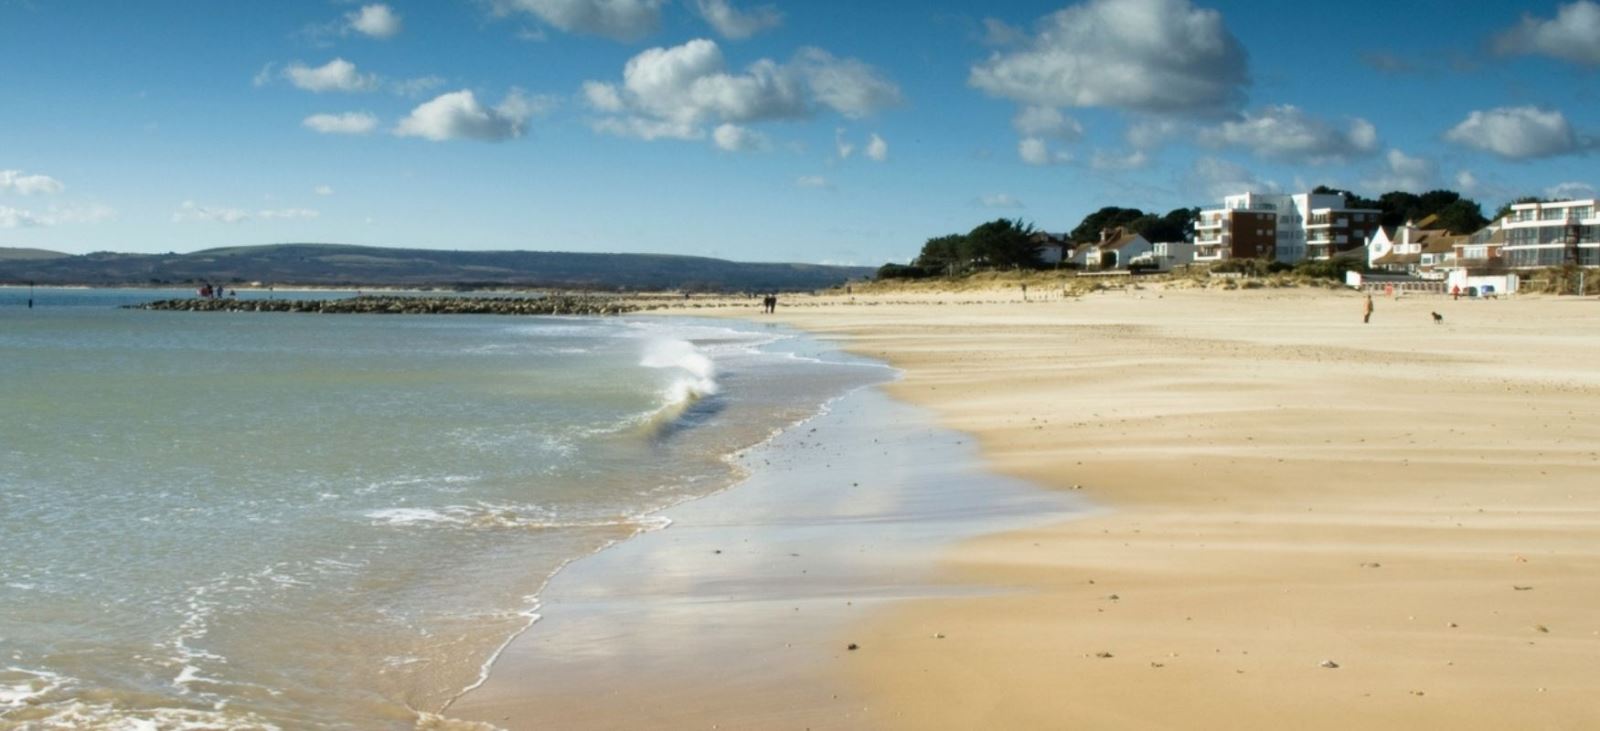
[761, 293, 779, 314]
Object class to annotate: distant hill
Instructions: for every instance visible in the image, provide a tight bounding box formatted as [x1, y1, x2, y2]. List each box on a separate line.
[0, 244, 873, 291]
[0, 247, 71, 261]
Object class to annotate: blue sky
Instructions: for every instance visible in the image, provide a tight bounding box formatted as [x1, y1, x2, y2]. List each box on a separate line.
[2, 0, 1598, 264]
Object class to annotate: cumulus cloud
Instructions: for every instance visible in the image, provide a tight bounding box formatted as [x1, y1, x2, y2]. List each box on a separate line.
[795, 175, 833, 189]
[712, 123, 769, 152]
[583, 39, 900, 146]
[302, 112, 379, 135]
[1546, 181, 1598, 199]
[970, 0, 1249, 117]
[172, 201, 318, 224]
[0, 169, 65, 195]
[1018, 137, 1071, 166]
[1444, 106, 1584, 159]
[395, 89, 534, 142]
[1012, 106, 1082, 140]
[348, 4, 403, 39]
[0, 206, 40, 228]
[834, 127, 855, 159]
[694, 0, 782, 39]
[1090, 149, 1150, 171]
[1200, 105, 1379, 163]
[1494, 1, 1600, 65]
[490, 0, 665, 42]
[1186, 156, 1276, 200]
[392, 75, 447, 98]
[977, 193, 1024, 209]
[1363, 149, 1437, 193]
[1455, 170, 1479, 193]
[865, 133, 888, 162]
[792, 47, 903, 118]
[285, 58, 380, 93]
[0, 205, 109, 228]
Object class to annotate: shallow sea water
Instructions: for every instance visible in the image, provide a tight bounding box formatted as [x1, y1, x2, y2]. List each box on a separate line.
[0, 288, 885, 729]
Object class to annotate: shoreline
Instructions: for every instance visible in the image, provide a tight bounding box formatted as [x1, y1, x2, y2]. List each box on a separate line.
[442, 330, 1086, 729]
[702, 286, 1600, 729]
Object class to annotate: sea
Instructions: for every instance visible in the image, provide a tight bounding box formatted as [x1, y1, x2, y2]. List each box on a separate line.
[0, 287, 889, 729]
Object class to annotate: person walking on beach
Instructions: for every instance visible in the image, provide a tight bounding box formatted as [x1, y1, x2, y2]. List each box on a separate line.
[1363, 293, 1374, 324]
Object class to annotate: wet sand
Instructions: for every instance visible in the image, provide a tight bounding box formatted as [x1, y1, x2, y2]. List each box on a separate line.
[444, 380, 1082, 729]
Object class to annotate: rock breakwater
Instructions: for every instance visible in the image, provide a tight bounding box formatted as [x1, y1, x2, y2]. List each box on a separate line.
[129, 295, 647, 316]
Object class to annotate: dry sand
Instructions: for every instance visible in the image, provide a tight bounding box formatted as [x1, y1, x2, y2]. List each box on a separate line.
[705, 285, 1600, 729]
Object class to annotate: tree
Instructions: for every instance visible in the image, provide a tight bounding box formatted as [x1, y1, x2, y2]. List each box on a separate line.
[1492, 196, 1542, 222]
[965, 218, 1039, 269]
[913, 234, 968, 273]
[1137, 207, 1199, 243]
[1433, 199, 1489, 234]
[1069, 206, 1145, 243]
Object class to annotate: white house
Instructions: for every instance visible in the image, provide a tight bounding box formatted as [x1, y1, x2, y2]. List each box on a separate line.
[1368, 215, 1457, 273]
[1195, 191, 1381, 264]
[1499, 198, 1600, 268]
[1081, 228, 1153, 270]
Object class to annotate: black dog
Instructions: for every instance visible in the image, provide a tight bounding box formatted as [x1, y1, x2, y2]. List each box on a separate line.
[1431, 311, 1444, 324]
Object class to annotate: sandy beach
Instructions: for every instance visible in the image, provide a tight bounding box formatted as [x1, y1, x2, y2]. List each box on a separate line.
[743, 285, 1600, 729]
[450, 283, 1600, 729]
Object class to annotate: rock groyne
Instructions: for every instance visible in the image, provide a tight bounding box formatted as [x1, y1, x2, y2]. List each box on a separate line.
[128, 295, 646, 316]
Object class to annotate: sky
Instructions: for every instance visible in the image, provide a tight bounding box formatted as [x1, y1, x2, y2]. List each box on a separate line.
[2, 0, 1599, 264]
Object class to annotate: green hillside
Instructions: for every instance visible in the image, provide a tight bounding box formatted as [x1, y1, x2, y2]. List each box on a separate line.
[0, 244, 872, 291]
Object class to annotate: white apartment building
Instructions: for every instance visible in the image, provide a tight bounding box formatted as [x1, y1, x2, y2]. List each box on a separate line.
[1499, 198, 1600, 268]
[1194, 192, 1381, 264]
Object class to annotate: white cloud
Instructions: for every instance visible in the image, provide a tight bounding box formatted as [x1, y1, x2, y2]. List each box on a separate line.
[284, 58, 380, 93]
[490, 0, 665, 42]
[172, 201, 318, 224]
[0, 169, 66, 195]
[1125, 118, 1184, 150]
[314, 185, 335, 196]
[582, 39, 900, 143]
[1186, 156, 1276, 200]
[392, 75, 447, 98]
[712, 123, 769, 152]
[1363, 149, 1436, 193]
[970, 0, 1249, 116]
[834, 127, 855, 159]
[1089, 149, 1150, 171]
[348, 4, 403, 39]
[1012, 106, 1082, 140]
[795, 175, 833, 189]
[257, 208, 320, 220]
[303, 112, 379, 135]
[582, 80, 627, 112]
[395, 89, 533, 142]
[1546, 181, 1598, 199]
[1455, 170, 1479, 193]
[792, 47, 903, 118]
[0, 206, 40, 228]
[694, 0, 782, 39]
[865, 133, 888, 162]
[172, 201, 250, 224]
[252, 62, 277, 88]
[977, 193, 1024, 209]
[1495, 1, 1600, 65]
[1018, 137, 1070, 166]
[1200, 105, 1379, 163]
[1444, 106, 1584, 159]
